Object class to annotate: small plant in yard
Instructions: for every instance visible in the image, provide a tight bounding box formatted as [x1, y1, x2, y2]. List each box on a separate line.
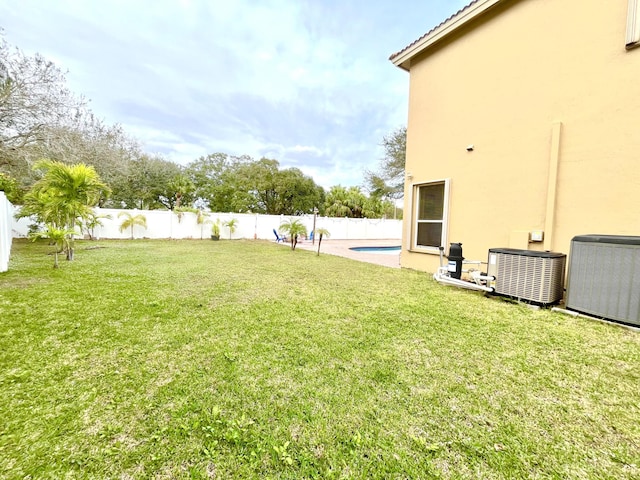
[223, 218, 238, 240]
[211, 219, 221, 240]
[118, 211, 147, 239]
[315, 227, 330, 256]
[196, 210, 212, 240]
[28, 224, 75, 268]
[80, 211, 112, 240]
[272, 441, 294, 465]
[279, 218, 307, 250]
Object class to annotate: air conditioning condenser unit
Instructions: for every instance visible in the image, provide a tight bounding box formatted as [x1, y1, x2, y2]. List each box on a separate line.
[566, 235, 640, 326]
[487, 248, 566, 305]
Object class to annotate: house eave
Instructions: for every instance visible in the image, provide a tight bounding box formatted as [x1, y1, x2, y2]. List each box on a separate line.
[390, 0, 506, 71]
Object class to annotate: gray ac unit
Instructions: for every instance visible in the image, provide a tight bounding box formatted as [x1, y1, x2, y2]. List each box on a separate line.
[487, 248, 566, 305]
[566, 235, 640, 326]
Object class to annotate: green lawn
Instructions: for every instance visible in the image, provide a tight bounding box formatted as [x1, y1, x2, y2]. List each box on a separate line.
[1, 239, 638, 479]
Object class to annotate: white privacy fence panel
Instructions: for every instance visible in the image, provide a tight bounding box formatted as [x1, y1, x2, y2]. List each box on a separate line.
[0, 192, 13, 272]
[13, 208, 402, 241]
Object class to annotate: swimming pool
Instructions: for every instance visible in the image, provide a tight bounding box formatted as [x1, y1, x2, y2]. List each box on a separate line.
[349, 246, 401, 255]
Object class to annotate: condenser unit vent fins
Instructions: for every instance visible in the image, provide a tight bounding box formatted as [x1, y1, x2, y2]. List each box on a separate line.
[487, 248, 566, 305]
[566, 235, 640, 326]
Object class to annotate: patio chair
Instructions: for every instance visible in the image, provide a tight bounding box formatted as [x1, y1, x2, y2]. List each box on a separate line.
[273, 228, 287, 243]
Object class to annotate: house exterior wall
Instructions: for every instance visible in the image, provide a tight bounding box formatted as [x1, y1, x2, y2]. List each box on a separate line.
[401, 0, 640, 273]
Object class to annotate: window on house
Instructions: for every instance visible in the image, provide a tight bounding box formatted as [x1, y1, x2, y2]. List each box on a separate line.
[414, 180, 449, 250]
[627, 0, 640, 49]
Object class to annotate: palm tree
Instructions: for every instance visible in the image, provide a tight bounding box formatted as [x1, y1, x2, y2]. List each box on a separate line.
[196, 210, 212, 240]
[223, 218, 239, 240]
[168, 174, 194, 209]
[118, 211, 147, 239]
[279, 218, 307, 250]
[21, 160, 109, 260]
[315, 227, 330, 256]
[80, 211, 112, 240]
[29, 224, 75, 268]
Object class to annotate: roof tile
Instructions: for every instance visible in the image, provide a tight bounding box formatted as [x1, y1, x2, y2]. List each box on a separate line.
[389, 0, 481, 61]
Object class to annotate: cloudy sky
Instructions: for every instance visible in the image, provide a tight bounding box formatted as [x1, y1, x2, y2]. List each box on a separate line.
[1, 0, 468, 188]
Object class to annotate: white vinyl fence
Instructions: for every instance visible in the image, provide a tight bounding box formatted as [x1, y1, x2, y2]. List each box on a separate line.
[0, 191, 13, 272]
[12, 208, 402, 241]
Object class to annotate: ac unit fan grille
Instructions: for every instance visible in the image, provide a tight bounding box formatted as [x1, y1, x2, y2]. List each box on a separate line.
[566, 237, 640, 326]
[489, 250, 566, 305]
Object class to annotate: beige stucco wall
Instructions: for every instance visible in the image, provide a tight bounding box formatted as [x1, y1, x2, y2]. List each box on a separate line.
[402, 0, 640, 273]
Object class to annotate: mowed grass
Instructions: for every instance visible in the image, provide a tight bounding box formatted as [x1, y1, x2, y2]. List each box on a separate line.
[0, 239, 639, 479]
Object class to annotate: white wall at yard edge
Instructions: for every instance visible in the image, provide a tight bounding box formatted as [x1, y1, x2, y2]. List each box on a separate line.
[12, 208, 402, 241]
[0, 192, 13, 272]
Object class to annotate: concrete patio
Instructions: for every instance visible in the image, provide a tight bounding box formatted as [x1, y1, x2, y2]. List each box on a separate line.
[292, 238, 401, 268]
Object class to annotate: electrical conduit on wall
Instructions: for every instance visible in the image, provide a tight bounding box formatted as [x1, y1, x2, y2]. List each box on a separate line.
[544, 121, 562, 251]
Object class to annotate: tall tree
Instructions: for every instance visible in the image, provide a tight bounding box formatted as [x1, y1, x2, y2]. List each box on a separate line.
[324, 185, 392, 219]
[324, 185, 368, 218]
[167, 173, 195, 210]
[1, 35, 140, 198]
[0, 35, 85, 175]
[35, 120, 140, 205]
[274, 167, 325, 216]
[237, 158, 281, 213]
[324, 185, 354, 217]
[185, 153, 253, 213]
[365, 126, 406, 200]
[237, 158, 325, 215]
[186, 154, 324, 215]
[113, 154, 182, 210]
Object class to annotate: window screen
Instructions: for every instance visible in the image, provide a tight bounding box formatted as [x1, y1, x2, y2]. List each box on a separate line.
[415, 181, 447, 249]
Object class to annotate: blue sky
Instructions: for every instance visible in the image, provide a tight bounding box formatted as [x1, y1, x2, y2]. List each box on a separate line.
[0, 0, 468, 188]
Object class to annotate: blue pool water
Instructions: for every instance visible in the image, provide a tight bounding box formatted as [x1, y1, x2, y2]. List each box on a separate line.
[349, 246, 401, 254]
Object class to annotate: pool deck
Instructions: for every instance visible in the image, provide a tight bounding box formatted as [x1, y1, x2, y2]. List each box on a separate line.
[292, 238, 402, 268]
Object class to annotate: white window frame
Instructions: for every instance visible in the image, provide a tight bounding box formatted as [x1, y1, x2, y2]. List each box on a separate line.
[627, 0, 640, 49]
[412, 178, 450, 253]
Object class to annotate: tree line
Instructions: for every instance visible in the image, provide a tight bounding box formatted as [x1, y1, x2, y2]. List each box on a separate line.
[0, 32, 404, 219]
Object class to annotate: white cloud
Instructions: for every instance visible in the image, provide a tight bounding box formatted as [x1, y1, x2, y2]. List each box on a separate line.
[286, 145, 325, 156]
[0, 0, 470, 187]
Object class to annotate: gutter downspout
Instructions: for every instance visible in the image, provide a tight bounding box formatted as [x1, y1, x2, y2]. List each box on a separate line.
[544, 122, 562, 251]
